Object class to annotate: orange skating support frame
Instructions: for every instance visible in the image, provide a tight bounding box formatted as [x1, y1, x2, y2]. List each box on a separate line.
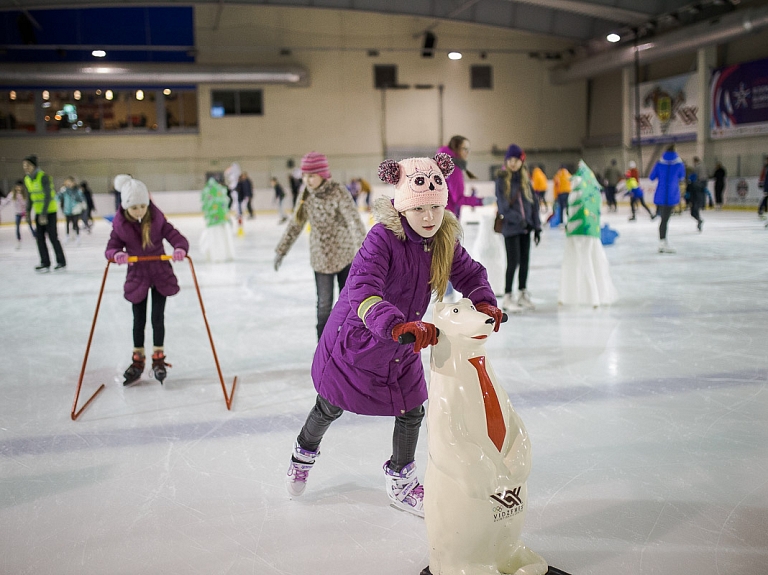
[71, 255, 238, 420]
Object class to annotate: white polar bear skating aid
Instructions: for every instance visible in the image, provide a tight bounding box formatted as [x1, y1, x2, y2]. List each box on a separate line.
[420, 299, 569, 575]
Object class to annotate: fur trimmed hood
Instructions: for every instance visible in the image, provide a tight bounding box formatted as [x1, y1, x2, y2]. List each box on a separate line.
[372, 196, 462, 245]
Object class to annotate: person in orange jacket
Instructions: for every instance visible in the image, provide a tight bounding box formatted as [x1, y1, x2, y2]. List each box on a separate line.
[531, 165, 548, 212]
[553, 165, 572, 224]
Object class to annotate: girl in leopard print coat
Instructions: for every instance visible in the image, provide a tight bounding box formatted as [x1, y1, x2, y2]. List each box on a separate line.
[274, 152, 367, 339]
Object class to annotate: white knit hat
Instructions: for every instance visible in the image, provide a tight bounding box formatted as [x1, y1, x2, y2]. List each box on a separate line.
[114, 174, 132, 193]
[116, 174, 150, 210]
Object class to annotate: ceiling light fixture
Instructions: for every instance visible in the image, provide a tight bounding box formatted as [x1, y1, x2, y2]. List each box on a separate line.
[448, 51, 462, 60]
[92, 50, 106, 58]
[607, 33, 621, 43]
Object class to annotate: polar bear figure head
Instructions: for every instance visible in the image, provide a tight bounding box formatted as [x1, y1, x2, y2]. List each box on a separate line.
[432, 299, 495, 369]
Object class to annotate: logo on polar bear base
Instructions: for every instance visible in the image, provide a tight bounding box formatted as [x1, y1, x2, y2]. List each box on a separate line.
[491, 487, 525, 522]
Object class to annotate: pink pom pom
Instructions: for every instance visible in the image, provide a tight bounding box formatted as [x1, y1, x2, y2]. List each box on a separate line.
[434, 153, 455, 177]
[378, 160, 401, 185]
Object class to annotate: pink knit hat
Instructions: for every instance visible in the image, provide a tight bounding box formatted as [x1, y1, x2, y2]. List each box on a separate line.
[378, 153, 454, 212]
[301, 152, 331, 179]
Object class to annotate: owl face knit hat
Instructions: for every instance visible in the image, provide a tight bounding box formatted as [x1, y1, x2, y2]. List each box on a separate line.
[300, 152, 331, 179]
[378, 153, 454, 212]
[115, 174, 150, 210]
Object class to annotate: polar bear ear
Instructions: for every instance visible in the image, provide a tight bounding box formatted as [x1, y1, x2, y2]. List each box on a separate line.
[434, 301, 446, 315]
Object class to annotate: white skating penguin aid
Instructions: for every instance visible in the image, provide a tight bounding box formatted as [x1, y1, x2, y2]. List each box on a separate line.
[417, 299, 570, 575]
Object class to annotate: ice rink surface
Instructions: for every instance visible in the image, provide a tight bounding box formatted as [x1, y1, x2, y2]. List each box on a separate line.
[1, 206, 766, 575]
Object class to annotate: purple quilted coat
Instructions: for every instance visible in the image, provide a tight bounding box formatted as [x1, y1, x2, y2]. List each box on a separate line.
[105, 203, 190, 304]
[311, 199, 496, 416]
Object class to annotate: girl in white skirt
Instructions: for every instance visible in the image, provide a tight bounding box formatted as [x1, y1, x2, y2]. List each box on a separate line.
[558, 161, 618, 308]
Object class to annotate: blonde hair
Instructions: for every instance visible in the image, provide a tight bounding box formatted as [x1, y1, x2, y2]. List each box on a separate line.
[431, 210, 462, 301]
[294, 186, 311, 223]
[499, 164, 532, 203]
[125, 205, 154, 249]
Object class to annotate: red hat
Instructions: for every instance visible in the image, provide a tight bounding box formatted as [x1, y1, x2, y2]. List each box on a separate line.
[301, 152, 331, 179]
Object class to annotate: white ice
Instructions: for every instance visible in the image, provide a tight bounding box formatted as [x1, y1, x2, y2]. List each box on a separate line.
[1, 207, 766, 575]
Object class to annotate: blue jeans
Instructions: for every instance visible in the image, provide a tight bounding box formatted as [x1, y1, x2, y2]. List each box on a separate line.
[314, 264, 351, 340]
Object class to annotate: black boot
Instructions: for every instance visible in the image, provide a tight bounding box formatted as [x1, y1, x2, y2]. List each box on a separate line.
[123, 352, 145, 386]
[150, 351, 171, 384]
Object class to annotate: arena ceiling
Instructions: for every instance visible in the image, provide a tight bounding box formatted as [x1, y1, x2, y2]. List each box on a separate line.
[0, 0, 761, 59]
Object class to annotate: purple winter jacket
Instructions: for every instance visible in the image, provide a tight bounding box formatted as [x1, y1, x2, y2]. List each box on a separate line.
[105, 203, 190, 304]
[311, 199, 496, 417]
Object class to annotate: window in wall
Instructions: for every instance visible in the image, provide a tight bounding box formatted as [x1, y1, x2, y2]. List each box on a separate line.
[210, 90, 263, 117]
[163, 90, 198, 129]
[0, 90, 36, 132]
[471, 65, 493, 89]
[374, 65, 398, 89]
[0, 88, 198, 134]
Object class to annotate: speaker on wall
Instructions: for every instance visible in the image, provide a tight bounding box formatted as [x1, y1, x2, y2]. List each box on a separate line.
[422, 32, 436, 58]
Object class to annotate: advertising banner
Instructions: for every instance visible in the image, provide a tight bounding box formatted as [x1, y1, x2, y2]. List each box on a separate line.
[711, 57, 768, 139]
[631, 72, 700, 145]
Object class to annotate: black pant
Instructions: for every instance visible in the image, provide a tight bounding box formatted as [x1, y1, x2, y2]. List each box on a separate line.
[504, 232, 531, 294]
[758, 194, 768, 215]
[297, 394, 425, 472]
[657, 205, 674, 240]
[65, 214, 80, 235]
[604, 186, 617, 209]
[35, 214, 66, 267]
[557, 193, 569, 222]
[630, 195, 654, 218]
[315, 264, 351, 340]
[132, 287, 167, 348]
[690, 190, 704, 223]
[715, 184, 724, 206]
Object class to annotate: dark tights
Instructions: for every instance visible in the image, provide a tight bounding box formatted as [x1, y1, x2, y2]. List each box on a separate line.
[504, 232, 531, 294]
[132, 287, 167, 348]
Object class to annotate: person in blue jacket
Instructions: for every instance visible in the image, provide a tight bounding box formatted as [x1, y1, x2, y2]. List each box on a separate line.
[649, 144, 686, 254]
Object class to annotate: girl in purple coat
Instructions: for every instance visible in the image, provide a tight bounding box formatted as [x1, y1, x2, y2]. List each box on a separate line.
[105, 175, 189, 386]
[286, 154, 502, 517]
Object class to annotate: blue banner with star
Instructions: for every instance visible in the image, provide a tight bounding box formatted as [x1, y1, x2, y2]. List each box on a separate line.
[710, 57, 768, 139]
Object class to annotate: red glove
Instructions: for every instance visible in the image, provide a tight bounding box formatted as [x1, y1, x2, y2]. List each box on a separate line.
[391, 321, 438, 354]
[475, 302, 503, 332]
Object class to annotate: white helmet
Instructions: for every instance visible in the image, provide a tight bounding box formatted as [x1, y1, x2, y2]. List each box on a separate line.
[628, 161, 637, 169]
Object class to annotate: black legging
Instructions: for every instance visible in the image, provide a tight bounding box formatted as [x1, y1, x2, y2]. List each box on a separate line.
[657, 205, 674, 240]
[132, 287, 167, 348]
[504, 232, 531, 294]
[297, 394, 425, 472]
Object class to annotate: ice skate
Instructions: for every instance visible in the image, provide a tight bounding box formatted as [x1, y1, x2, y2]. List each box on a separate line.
[518, 289, 536, 310]
[697, 219, 704, 232]
[383, 460, 424, 517]
[35, 265, 50, 273]
[658, 240, 676, 254]
[150, 351, 171, 383]
[286, 441, 319, 497]
[628, 215, 636, 221]
[501, 293, 523, 314]
[123, 352, 145, 386]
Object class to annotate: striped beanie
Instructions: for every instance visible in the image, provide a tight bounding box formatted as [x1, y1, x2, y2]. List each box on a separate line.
[300, 152, 331, 179]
